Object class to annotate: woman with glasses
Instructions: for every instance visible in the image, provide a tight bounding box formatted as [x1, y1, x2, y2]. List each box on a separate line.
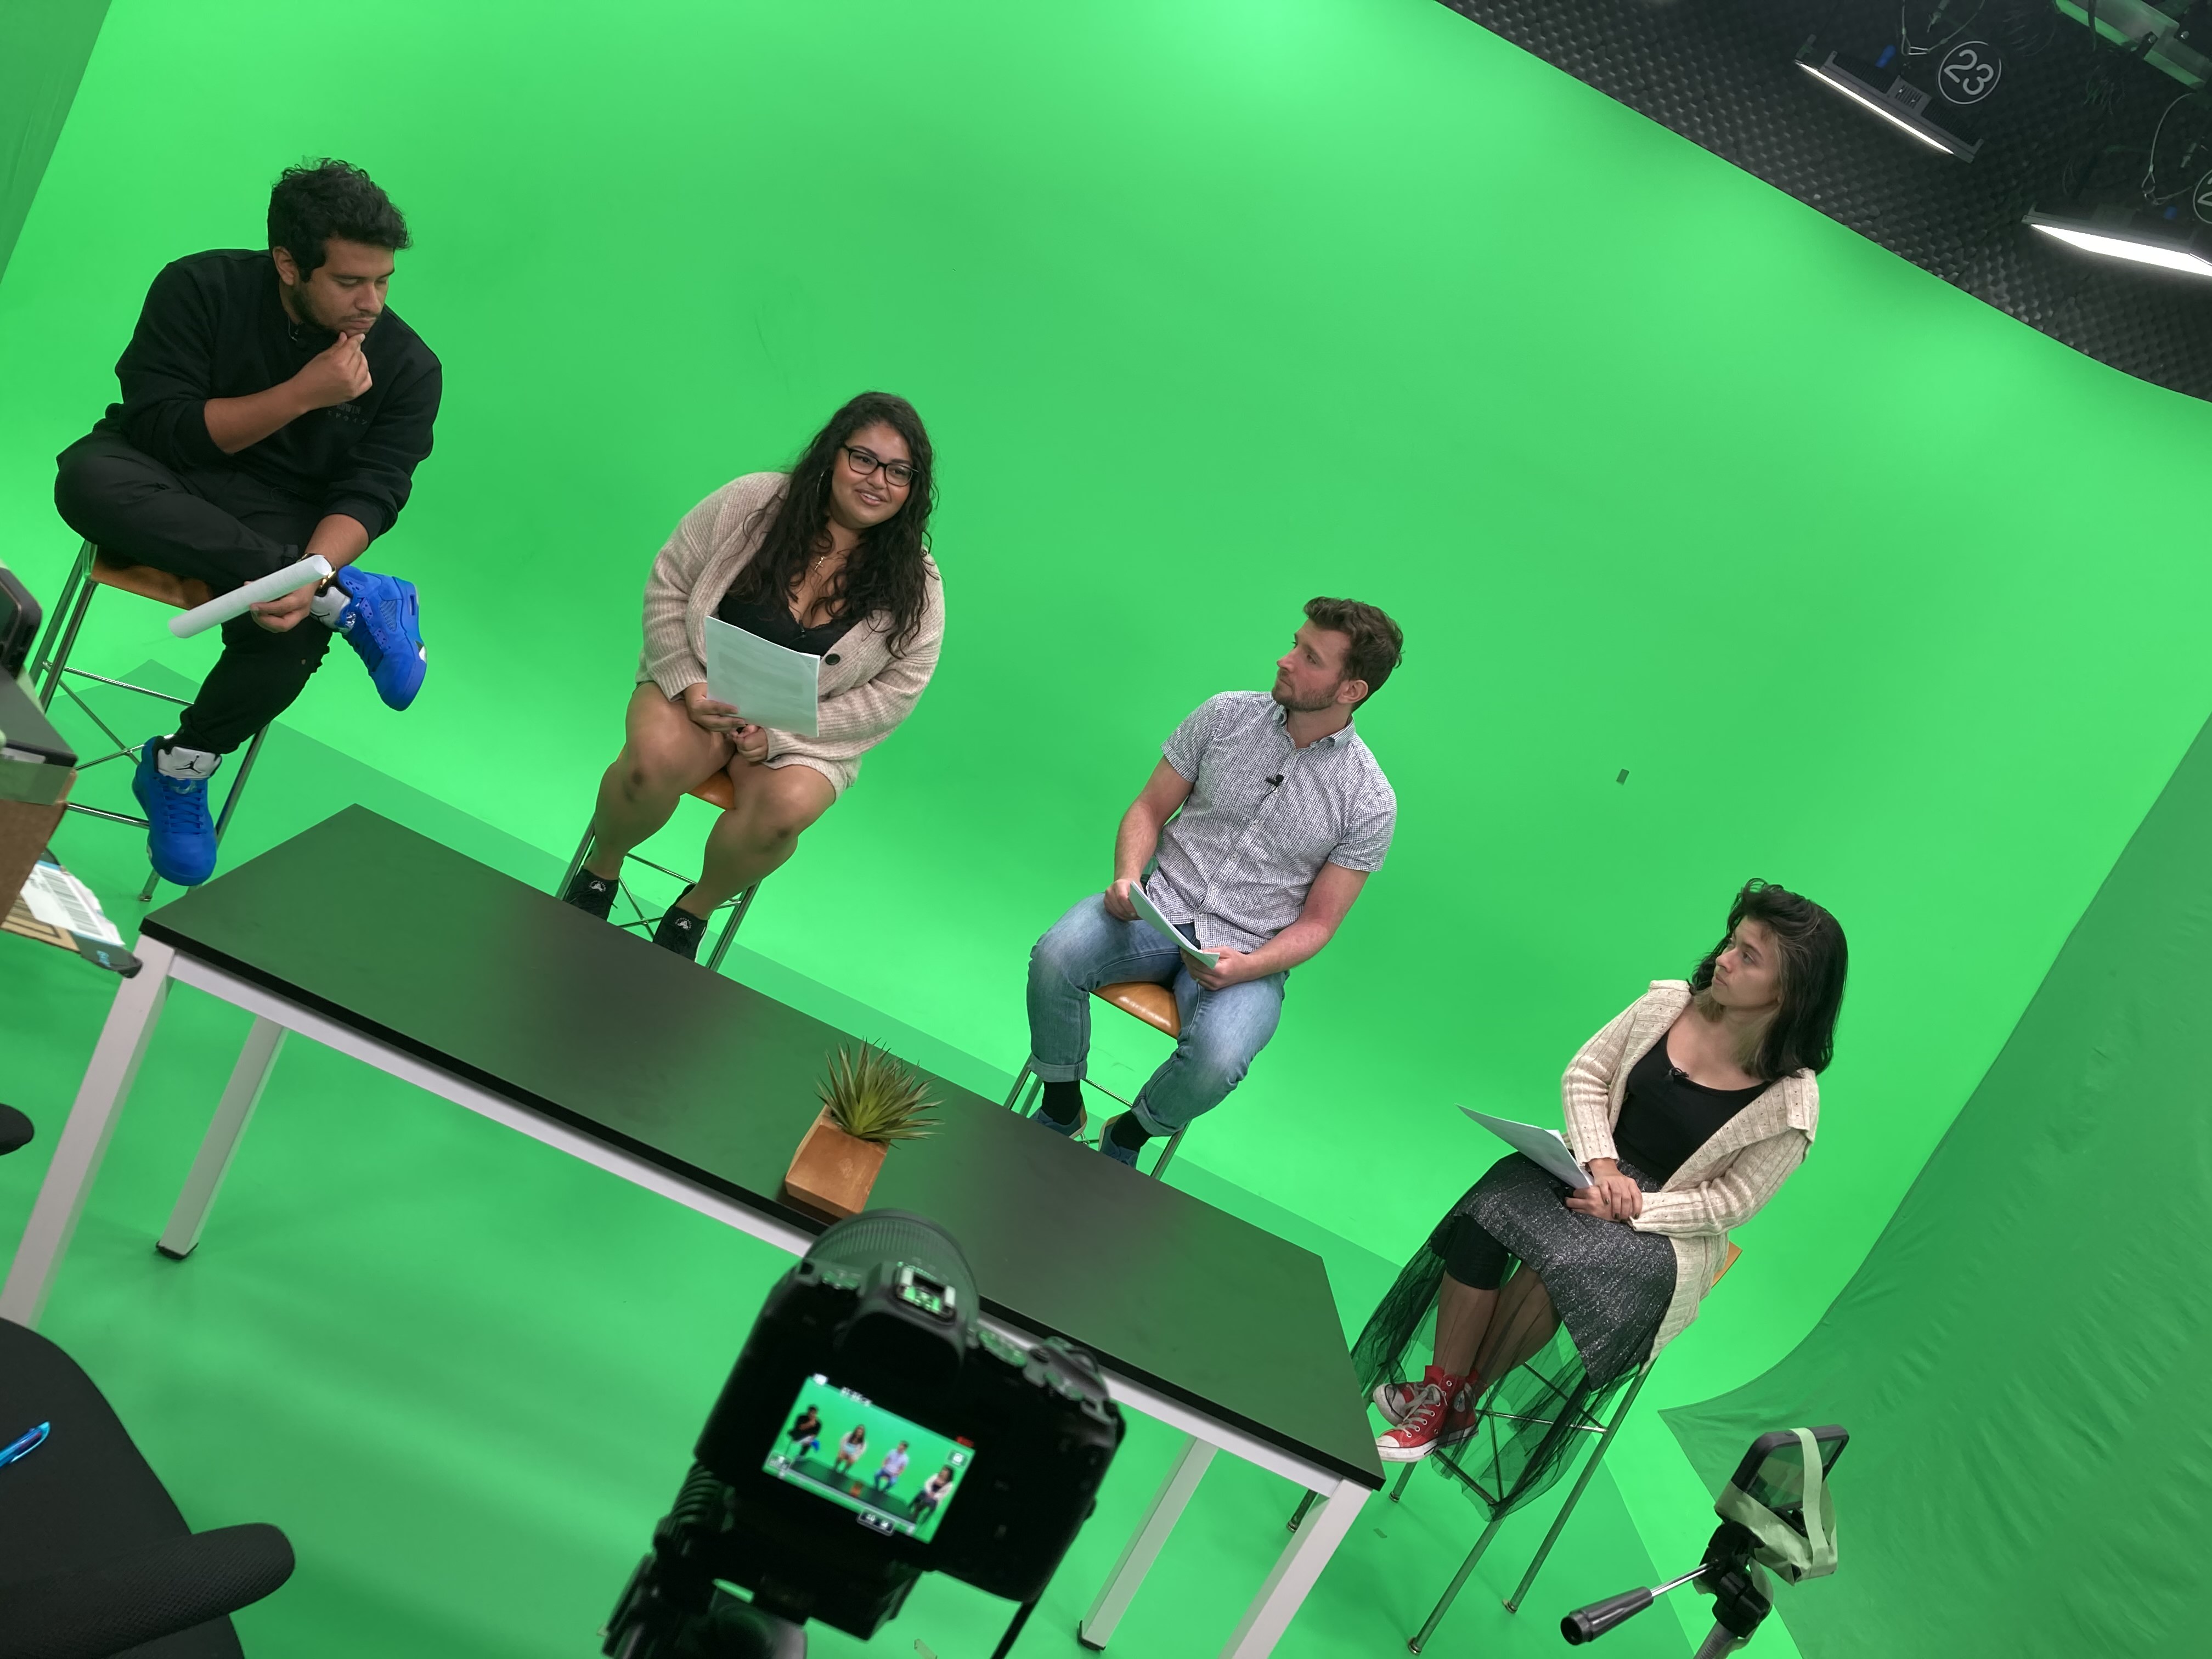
[563, 391, 945, 958]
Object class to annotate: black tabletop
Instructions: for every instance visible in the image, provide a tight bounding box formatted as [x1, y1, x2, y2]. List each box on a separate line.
[143, 808, 1383, 1488]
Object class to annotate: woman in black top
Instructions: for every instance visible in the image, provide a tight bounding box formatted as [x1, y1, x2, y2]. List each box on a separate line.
[1352, 882, 1846, 1511]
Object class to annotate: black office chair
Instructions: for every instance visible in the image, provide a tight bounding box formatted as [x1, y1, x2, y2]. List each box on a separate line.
[0, 1106, 295, 1657]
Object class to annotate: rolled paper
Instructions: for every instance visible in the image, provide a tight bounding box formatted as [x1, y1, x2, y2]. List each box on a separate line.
[168, 555, 335, 639]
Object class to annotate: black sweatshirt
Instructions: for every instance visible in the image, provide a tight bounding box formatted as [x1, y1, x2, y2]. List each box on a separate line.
[91, 249, 442, 542]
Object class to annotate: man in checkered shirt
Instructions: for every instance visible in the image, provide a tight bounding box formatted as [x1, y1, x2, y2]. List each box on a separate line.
[1023, 597, 1402, 1167]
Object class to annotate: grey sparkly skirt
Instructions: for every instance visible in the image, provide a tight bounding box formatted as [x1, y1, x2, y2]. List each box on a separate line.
[1441, 1152, 1676, 1386]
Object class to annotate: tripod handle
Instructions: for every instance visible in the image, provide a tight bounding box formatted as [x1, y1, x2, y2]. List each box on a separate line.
[1561, 1587, 1654, 1644]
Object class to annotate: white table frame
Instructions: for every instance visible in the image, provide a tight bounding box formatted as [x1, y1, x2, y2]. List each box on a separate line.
[1, 936, 1373, 1657]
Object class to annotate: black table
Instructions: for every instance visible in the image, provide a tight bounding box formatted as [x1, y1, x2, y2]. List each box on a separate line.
[1, 808, 1381, 1656]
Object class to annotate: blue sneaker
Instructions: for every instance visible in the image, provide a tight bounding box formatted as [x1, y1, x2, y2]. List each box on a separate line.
[132, 739, 219, 887]
[1031, 1102, 1086, 1140]
[1099, 1114, 1143, 1167]
[331, 569, 426, 710]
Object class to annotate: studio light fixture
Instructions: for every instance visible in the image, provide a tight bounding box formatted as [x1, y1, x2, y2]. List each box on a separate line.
[2025, 82, 2212, 276]
[2024, 202, 2212, 275]
[1795, 48, 1984, 158]
[1793, 2, 2069, 163]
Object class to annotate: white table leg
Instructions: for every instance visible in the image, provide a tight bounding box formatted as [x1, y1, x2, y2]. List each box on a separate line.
[0, 939, 176, 1327]
[156, 1015, 286, 1260]
[1080, 1434, 1217, 1650]
[1218, 1474, 1368, 1658]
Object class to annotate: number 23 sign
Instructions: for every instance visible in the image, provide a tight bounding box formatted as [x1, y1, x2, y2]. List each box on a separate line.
[1938, 41, 2003, 104]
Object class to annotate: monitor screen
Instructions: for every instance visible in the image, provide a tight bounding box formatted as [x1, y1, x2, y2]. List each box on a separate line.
[763, 1374, 976, 1545]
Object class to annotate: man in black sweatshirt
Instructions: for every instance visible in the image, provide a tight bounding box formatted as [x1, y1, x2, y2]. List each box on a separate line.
[54, 159, 442, 887]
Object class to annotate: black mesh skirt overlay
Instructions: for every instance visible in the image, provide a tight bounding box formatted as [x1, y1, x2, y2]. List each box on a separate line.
[1349, 1153, 1678, 1522]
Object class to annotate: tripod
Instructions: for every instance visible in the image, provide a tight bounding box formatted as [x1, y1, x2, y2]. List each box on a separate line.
[1564, 1520, 1774, 1656]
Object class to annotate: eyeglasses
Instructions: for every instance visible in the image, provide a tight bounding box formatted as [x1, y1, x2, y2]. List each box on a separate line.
[840, 445, 917, 488]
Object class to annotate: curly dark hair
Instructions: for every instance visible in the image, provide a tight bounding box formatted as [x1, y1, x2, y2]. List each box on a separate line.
[724, 392, 937, 654]
[1689, 880, 1849, 1079]
[267, 160, 411, 276]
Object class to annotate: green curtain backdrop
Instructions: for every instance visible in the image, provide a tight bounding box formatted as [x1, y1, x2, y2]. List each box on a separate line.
[1664, 709, 2212, 1655]
[0, 1, 109, 285]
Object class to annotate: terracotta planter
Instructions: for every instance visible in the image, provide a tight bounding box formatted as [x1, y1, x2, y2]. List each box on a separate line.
[783, 1108, 889, 1218]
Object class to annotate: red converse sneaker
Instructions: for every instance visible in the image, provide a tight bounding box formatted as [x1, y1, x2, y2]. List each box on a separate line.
[1376, 1372, 1480, 1463]
[1371, 1379, 1421, 1424]
[1373, 1364, 1476, 1426]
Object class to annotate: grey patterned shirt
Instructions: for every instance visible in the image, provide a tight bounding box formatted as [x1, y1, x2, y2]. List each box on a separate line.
[1143, 691, 1396, 952]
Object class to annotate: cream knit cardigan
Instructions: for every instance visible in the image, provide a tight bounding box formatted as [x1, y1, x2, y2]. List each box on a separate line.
[637, 471, 945, 793]
[1559, 980, 1820, 1358]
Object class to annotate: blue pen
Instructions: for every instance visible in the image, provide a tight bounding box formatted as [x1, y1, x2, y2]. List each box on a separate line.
[1, 1422, 50, 1469]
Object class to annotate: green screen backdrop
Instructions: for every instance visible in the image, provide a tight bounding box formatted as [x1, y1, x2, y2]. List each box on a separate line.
[1666, 709, 2212, 1656]
[3, 1, 2210, 1652]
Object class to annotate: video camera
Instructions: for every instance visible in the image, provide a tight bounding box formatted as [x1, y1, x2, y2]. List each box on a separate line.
[603, 1211, 1125, 1659]
[1561, 1424, 1844, 1658]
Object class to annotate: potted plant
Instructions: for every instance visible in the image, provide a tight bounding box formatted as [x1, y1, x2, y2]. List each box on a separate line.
[782, 1043, 940, 1218]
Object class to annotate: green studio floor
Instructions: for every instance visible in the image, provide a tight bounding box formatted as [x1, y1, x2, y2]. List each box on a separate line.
[5, 681, 1684, 1659]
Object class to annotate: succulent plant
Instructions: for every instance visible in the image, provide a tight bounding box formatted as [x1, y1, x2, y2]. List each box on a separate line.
[817, 1043, 940, 1145]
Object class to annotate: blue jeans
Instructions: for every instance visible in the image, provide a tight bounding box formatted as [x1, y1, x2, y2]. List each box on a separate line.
[1024, 894, 1288, 1135]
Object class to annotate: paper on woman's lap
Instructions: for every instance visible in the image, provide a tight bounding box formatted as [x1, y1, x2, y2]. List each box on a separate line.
[1459, 1107, 1595, 1189]
[704, 616, 821, 737]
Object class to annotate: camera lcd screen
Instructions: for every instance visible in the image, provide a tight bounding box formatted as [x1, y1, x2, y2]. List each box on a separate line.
[764, 1374, 976, 1545]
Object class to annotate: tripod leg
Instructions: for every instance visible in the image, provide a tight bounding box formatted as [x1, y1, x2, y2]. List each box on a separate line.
[990, 1597, 1038, 1659]
[1690, 1623, 1751, 1659]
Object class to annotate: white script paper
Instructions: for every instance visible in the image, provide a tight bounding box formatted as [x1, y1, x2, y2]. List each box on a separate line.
[1458, 1107, 1595, 1189]
[703, 617, 821, 737]
[1128, 882, 1221, 969]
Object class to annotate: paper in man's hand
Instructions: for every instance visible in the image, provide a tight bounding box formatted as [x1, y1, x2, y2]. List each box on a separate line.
[1127, 881, 1221, 969]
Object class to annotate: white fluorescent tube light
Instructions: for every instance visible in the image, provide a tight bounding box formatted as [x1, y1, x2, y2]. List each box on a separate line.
[1797, 60, 1961, 155]
[2026, 221, 2212, 278]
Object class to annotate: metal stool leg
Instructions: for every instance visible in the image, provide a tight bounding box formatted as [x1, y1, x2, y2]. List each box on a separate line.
[1288, 1487, 1319, 1532]
[704, 882, 758, 972]
[1148, 1125, 1187, 1180]
[1502, 1359, 1654, 1613]
[558, 825, 596, 896]
[1001, 1060, 1041, 1114]
[1390, 1458, 1417, 1502]
[33, 546, 98, 710]
[1408, 1508, 1510, 1654]
[212, 725, 268, 839]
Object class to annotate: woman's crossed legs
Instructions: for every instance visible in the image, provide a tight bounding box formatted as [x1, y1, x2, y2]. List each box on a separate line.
[587, 684, 836, 919]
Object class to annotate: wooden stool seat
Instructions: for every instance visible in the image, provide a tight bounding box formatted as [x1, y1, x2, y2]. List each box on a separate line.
[1093, 979, 1180, 1038]
[91, 551, 215, 613]
[1712, 1239, 1742, 1285]
[688, 770, 737, 811]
